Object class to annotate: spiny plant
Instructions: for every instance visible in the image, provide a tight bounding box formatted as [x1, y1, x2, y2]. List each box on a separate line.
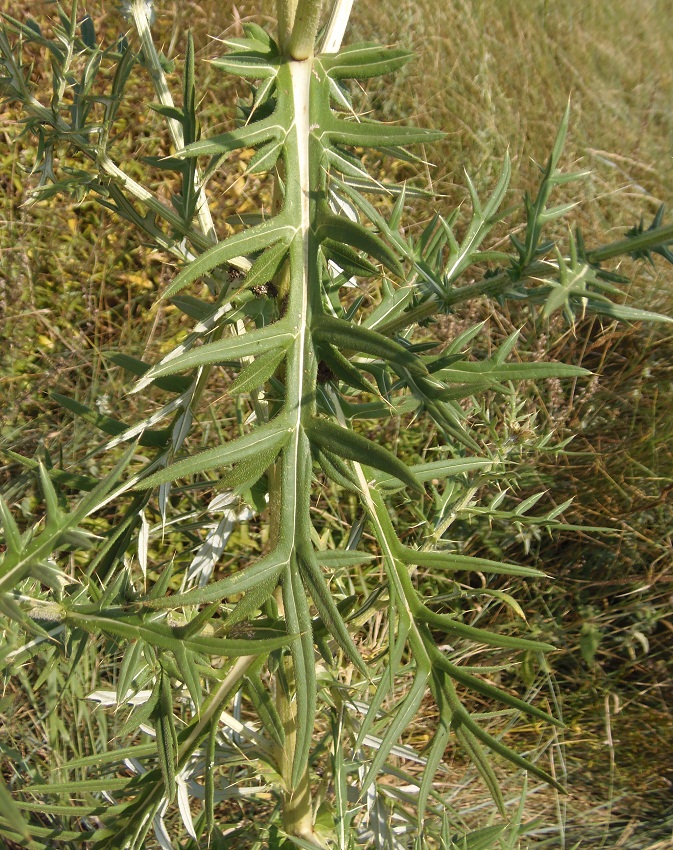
[1, 1, 672, 848]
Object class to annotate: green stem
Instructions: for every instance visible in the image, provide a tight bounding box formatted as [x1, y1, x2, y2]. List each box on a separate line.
[275, 658, 322, 843]
[586, 222, 673, 263]
[376, 262, 552, 337]
[277, 0, 300, 50]
[287, 0, 324, 59]
[269, 57, 321, 843]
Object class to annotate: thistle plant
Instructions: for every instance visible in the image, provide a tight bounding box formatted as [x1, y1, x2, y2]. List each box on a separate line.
[1, 2, 672, 848]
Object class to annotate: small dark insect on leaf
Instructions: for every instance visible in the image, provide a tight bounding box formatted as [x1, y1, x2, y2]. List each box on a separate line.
[317, 361, 337, 383]
[251, 282, 278, 298]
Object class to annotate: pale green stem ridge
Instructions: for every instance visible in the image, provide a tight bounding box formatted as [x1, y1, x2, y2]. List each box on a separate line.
[321, 0, 354, 53]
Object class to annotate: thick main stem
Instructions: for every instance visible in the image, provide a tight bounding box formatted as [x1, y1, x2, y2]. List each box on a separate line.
[274, 55, 321, 841]
[270, 3, 351, 842]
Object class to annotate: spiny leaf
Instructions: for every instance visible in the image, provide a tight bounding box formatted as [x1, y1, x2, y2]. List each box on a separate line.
[105, 352, 192, 393]
[66, 609, 294, 656]
[135, 418, 290, 490]
[312, 314, 426, 374]
[315, 549, 375, 568]
[416, 602, 554, 651]
[326, 116, 444, 149]
[244, 238, 289, 290]
[229, 347, 287, 394]
[51, 392, 169, 448]
[173, 643, 203, 708]
[176, 113, 282, 160]
[296, 544, 368, 675]
[376, 457, 492, 489]
[247, 137, 283, 173]
[154, 669, 178, 801]
[283, 561, 317, 789]
[135, 320, 295, 387]
[306, 418, 422, 494]
[360, 663, 430, 794]
[425, 634, 561, 728]
[319, 43, 413, 79]
[397, 547, 546, 579]
[317, 211, 403, 276]
[162, 217, 294, 300]
[317, 343, 379, 394]
[244, 664, 285, 748]
[210, 51, 280, 79]
[0, 496, 22, 556]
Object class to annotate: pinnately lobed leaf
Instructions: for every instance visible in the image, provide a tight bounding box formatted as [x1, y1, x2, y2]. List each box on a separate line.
[3, 4, 672, 848]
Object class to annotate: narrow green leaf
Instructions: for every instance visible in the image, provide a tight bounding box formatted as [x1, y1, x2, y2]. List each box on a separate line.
[244, 661, 285, 747]
[65, 609, 294, 657]
[154, 669, 178, 801]
[216, 440, 280, 493]
[418, 674, 452, 825]
[176, 114, 281, 159]
[428, 640, 561, 728]
[283, 562, 316, 789]
[417, 603, 554, 651]
[306, 418, 422, 494]
[162, 217, 294, 301]
[51, 392, 168, 447]
[222, 572, 280, 631]
[0, 775, 31, 840]
[585, 298, 673, 324]
[244, 239, 289, 290]
[360, 665, 430, 793]
[229, 347, 287, 394]
[116, 639, 146, 704]
[312, 314, 426, 374]
[437, 360, 590, 382]
[135, 418, 290, 489]
[136, 549, 289, 609]
[456, 703, 564, 792]
[296, 544, 368, 675]
[363, 284, 414, 331]
[38, 462, 62, 524]
[315, 550, 375, 568]
[204, 715, 217, 835]
[317, 343, 379, 394]
[169, 294, 213, 321]
[105, 352, 192, 393]
[327, 116, 444, 149]
[321, 238, 378, 276]
[210, 52, 280, 79]
[398, 547, 546, 579]
[149, 102, 184, 122]
[455, 723, 506, 816]
[317, 212, 403, 276]
[313, 445, 362, 493]
[376, 457, 492, 489]
[138, 320, 295, 383]
[247, 138, 282, 173]
[0, 496, 22, 556]
[319, 44, 413, 79]
[173, 643, 203, 708]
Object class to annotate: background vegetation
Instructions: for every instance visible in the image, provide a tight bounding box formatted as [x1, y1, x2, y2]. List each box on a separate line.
[1, 0, 672, 847]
